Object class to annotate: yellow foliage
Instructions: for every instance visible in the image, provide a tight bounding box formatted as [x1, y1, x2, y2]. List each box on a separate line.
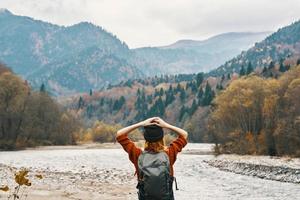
[212, 65, 300, 156]
[263, 94, 279, 117]
[35, 174, 43, 179]
[15, 169, 31, 186]
[82, 129, 93, 142]
[245, 132, 254, 142]
[0, 185, 9, 192]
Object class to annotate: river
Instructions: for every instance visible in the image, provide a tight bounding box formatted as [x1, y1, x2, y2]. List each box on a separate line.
[0, 143, 299, 200]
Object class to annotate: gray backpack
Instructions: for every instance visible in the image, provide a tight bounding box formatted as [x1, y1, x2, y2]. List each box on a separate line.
[137, 150, 175, 200]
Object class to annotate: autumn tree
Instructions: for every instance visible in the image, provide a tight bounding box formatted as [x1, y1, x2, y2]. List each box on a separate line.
[211, 66, 300, 156]
[212, 76, 268, 154]
[0, 72, 29, 147]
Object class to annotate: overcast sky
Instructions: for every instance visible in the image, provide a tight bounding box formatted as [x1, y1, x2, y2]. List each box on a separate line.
[1, 0, 300, 48]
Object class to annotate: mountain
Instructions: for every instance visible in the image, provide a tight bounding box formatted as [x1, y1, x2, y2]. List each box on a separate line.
[0, 9, 142, 95]
[131, 32, 271, 76]
[209, 20, 300, 76]
[0, 9, 270, 94]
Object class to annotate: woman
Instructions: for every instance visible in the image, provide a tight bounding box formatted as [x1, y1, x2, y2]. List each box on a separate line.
[116, 116, 188, 199]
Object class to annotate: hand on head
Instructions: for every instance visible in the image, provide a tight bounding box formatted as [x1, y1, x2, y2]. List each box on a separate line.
[142, 117, 159, 126]
[152, 117, 169, 128]
[142, 117, 169, 128]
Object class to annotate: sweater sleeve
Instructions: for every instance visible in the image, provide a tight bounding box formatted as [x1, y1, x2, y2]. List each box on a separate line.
[168, 134, 188, 166]
[116, 134, 142, 167]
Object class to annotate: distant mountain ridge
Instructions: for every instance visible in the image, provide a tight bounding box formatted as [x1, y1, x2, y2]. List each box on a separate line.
[209, 20, 300, 76]
[132, 32, 271, 76]
[0, 9, 271, 94]
[0, 9, 141, 95]
[161, 32, 270, 49]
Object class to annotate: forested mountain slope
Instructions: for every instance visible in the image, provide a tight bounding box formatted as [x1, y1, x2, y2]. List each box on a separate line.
[209, 20, 300, 77]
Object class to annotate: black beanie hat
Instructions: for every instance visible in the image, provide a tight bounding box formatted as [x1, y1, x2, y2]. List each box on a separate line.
[143, 124, 164, 142]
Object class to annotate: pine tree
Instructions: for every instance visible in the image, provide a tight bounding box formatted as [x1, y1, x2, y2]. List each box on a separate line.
[197, 98, 201, 106]
[202, 82, 214, 106]
[86, 104, 93, 118]
[189, 99, 198, 115]
[227, 73, 231, 80]
[262, 66, 268, 73]
[159, 88, 164, 96]
[137, 88, 141, 96]
[100, 98, 104, 106]
[135, 96, 141, 110]
[157, 97, 165, 116]
[113, 96, 126, 111]
[135, 88, 149, 120]
[190, 81, 197, 93]
[239, 65, 246, 76]
[78, 96, 84, 109]
[165, 75, 169, 83]
[197, 88, 203, 99]
[246, 62, 253, 75]
[89, 89, 93, 96]
[107, 83, 112, 90]
[180, 89, 186, 102]
[154, 88, 159, 97]
[297, 58, 300, 65]
[148, 97, 165, 117]
[279, 58, 286, 72]
[147, 94, 153, 104]
[179, 105, 186, 122]
[40, 83, 46, 93]
[165, 91, 175, 107]
[216, 83, 223, 90]
[124, 80, 132, 88]
[113, 99, 119, 111]
[119, 96, 125, 108]
[168, 85, 173, 93]
[185, 83, 189, 90]
[108, 98, 113, 112]
[221, 74, 225, 82]
[196, 72, 204, 87]
[268, 61, 275, 69]
[175, 83, 182, 94]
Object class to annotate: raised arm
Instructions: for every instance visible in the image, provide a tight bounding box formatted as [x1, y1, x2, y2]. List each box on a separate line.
[116, 117, 160, 171]
[153, 117, 188, 139]
[116, 117, 159, 137]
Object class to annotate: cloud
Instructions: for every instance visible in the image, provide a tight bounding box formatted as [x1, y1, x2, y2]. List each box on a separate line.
[1, 0, 300, 48]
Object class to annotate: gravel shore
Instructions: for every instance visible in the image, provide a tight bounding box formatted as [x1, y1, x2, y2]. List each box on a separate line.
[205, 155, 300, 184]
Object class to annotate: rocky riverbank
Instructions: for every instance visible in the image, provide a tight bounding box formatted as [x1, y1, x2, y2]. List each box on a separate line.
[1, 144, 300, 200]
[0, 163, 136, 200]
[205, 155, 300, 184]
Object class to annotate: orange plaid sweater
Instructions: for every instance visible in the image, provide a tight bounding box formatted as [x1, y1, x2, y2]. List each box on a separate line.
[116, 134, 188, 179]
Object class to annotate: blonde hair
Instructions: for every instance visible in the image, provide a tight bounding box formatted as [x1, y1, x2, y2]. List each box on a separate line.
[144, 138, 167, 153]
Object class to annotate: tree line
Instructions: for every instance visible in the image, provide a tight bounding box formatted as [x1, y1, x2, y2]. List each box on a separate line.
[210, 65, 300, 156]
[0, 63, 80, 150]
[77, 72, 216, 124]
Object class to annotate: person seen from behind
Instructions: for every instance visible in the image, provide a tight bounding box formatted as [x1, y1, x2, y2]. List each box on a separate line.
[116, 116, 188, 200]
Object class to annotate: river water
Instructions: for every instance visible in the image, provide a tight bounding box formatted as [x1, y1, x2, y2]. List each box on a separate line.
[0, 143, 299, 200]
